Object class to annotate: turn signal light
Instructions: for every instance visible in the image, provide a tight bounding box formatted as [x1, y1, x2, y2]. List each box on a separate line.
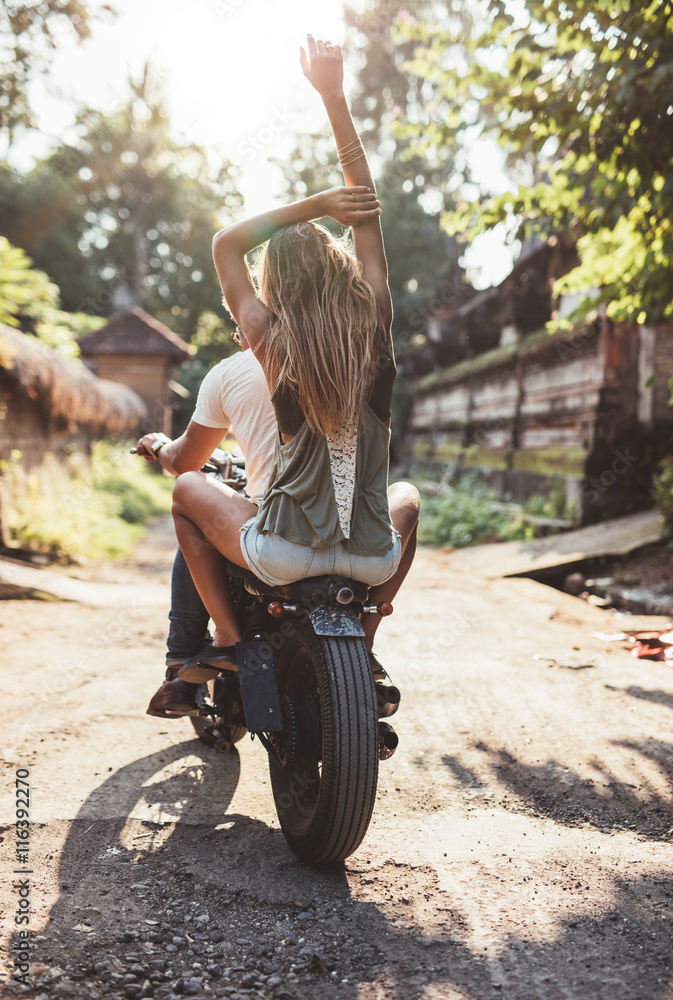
[378, 602, 393, 617]
[268, 601, 285, 618]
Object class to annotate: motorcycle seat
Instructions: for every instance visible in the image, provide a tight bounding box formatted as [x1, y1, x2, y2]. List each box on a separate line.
[242, 573, 370, 605]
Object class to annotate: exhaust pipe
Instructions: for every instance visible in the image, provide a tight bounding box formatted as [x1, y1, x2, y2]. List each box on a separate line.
[376, 682, 401, 718]
[378, 721, 399, 760]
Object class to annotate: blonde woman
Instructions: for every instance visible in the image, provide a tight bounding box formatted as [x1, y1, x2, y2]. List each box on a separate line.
[174, 36, 420, 677]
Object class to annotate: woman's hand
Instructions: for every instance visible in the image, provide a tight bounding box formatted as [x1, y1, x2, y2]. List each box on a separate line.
[300, 34, 343, 102]
[319, 186, 381, 228]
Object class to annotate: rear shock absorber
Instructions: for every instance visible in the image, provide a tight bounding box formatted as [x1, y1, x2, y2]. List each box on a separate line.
[246, 603, 270, 640]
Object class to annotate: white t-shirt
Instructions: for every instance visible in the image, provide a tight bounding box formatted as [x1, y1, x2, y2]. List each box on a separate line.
[192, 350, 276, 504]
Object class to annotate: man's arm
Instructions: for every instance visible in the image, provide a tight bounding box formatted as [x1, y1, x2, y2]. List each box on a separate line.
[137, 422, 228, 476]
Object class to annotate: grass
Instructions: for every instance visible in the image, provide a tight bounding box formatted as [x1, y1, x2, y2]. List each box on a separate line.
[0, 441, 173, 562]
[412, 469, 574, 548]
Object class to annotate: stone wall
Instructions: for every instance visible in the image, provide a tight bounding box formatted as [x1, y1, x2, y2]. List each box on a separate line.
[407, 319, 673, 522]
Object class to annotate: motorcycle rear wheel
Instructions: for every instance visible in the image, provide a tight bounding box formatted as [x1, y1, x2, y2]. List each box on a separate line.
[268, 619, 379, 864]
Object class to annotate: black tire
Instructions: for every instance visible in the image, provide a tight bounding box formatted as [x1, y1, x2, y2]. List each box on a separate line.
[189, 714, 246, 749]
[268, 618, 379, 864]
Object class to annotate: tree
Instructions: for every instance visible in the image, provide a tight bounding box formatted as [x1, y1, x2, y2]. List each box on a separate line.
[272, 127, 459, 357]
[1, 67, 244, 337]
[344, 0, 462, 192]
[396, 0, 673, 323]
[0, 237, 56, 327]
[343, 1, 473, 352]
[0, 160, 101, 313]
[0, 237, 104, 353]
[0, 1, 114, 140]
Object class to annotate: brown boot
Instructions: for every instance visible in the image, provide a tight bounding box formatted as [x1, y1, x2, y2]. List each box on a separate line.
[146, 667, 199, 718]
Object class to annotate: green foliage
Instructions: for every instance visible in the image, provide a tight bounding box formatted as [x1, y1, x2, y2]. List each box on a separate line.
[653, 456, 673, 539]
[0, 236, 106, 355]
[188, 309, 238, 368]
[523, 484, 573, 521]
[0, 67, 243, 337]
[344, 0, 454, 193]
[0, 1, 112, 138]
[89, 441, 173, 524]
[417, 474, 534, 547]
[344, 0, 470, 355]
[397, 0, 673, 323]
[0, 161, 102, 313]
[0, 442, 173, 562]
[36, 309, 106, 357]
[0, 237, 58, 327]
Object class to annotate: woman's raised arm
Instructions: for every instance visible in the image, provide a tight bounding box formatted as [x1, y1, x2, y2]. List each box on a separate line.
[300, 35, 393, 335]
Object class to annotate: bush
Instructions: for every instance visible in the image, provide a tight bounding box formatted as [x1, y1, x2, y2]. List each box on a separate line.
[417, 474, 534, 548]
[523, 483, 573, 521]
[653, 456, 673, 539]
[0, 442, 173, 562]
[90, 441, 173, 524]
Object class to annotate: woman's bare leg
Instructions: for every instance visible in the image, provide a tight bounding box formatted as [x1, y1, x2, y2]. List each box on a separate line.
[362, 482, 420, 652]
[172, 471, 258, 645]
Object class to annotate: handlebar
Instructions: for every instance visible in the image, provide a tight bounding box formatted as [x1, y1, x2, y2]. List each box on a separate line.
[130, 444, 246, 486]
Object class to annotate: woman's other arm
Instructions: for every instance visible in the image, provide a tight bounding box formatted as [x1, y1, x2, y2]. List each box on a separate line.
[300, 35, 393, 338]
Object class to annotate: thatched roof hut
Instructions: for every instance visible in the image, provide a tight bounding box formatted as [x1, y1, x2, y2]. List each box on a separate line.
[0, 325, 147, 439]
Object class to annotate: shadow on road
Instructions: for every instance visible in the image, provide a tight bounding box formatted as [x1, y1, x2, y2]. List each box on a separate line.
[468, 737, 673, 841]
[7, 736, 673, 999]
[624, 685, 673, 712]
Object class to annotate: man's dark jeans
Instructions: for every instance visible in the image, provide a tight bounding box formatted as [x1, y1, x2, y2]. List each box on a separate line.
[166, 547, 211, 667]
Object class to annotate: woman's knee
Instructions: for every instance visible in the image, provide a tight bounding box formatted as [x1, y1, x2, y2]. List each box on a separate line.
[172, 471, 203, 514]
[389, 481, 421, 517]
[388, 482, 420, 541]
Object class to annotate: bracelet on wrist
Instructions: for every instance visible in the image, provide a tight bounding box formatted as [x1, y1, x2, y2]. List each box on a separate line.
[337, 137, 362, 157]
[339, 148, 366, 167]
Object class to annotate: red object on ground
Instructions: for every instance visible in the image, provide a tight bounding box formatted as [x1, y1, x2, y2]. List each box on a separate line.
[628, 631, 670, 661]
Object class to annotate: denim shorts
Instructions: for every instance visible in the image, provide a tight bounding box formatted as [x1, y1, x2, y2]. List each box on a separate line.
[239, 518, 402, 588]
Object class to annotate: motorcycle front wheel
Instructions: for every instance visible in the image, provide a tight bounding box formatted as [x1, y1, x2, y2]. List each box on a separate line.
[267, 618, 379, 865]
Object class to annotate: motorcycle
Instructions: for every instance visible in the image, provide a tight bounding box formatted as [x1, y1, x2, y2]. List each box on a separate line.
[173, 449, 401, 865]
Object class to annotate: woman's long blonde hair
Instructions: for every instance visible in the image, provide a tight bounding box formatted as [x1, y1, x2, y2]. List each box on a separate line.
[254, 222, 381, 437]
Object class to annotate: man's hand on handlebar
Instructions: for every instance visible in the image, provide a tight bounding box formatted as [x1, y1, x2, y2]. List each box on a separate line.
[135, 432, 172, 462]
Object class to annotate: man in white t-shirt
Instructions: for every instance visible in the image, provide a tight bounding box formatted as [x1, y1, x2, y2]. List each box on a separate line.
[137, 345, 277, 717]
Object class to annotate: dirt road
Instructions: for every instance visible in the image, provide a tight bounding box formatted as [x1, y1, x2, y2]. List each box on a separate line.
[1, 518, 673, 1000]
